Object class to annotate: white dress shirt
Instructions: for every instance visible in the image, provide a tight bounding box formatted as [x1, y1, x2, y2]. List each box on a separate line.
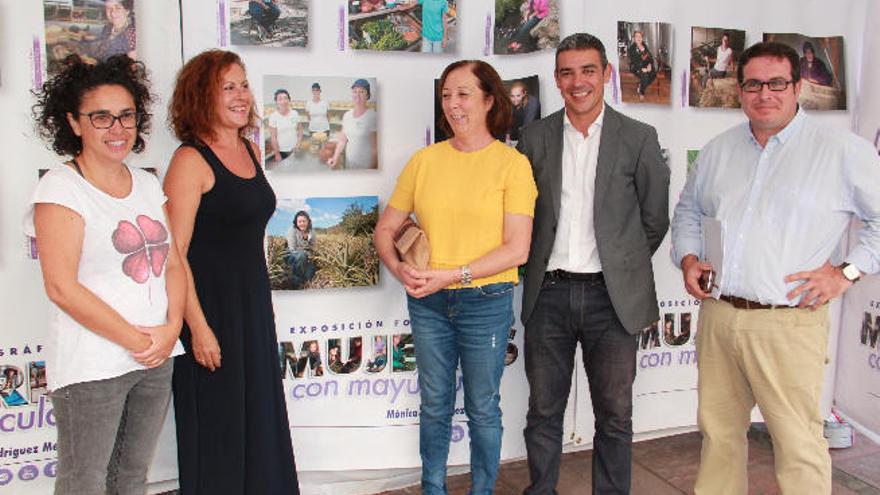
[547, 105, 605, 273]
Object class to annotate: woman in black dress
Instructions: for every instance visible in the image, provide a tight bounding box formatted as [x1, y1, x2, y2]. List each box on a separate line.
[627, 30, 657, 100]
[164, 49, 299, 494]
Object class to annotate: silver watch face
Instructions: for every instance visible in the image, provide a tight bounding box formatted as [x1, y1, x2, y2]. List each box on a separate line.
[843, 263, 860, 281]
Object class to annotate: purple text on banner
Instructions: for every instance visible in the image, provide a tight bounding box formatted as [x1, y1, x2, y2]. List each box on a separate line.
[339, 5, 346, 51]
[28, 236, 38, 260]
[484, 13, 492, 56]
[218, 0, 228, 48]
[32, 36, 43, 91]
[874, 129, 880, 155]
[681, 70, 688, 108]
[610, 65, 620, 104]
[425, 127, 432, 146]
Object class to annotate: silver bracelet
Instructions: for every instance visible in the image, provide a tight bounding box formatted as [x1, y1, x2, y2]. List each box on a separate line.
[460, 265, 472, 286]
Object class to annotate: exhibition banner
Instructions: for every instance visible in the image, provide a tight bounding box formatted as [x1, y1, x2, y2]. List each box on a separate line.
[277, 293, 529, 470]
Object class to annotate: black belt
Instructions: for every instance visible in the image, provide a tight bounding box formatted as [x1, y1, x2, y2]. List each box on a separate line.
[546, 270, 603, 282]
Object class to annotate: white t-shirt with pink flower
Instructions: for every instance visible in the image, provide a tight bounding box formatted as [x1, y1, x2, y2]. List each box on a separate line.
[24, 165, 184, 391]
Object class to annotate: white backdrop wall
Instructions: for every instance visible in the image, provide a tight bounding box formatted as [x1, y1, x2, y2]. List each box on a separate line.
[834, 0, 880, 445]
[0, 0, 872, 493]
[0, 1, 184, 493]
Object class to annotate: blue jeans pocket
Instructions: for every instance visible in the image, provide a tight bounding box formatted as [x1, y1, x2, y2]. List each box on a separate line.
[476, 282, 514, 298]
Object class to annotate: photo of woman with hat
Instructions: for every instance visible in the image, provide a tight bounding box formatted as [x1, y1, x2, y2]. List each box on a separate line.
[328, 78, 378, 170]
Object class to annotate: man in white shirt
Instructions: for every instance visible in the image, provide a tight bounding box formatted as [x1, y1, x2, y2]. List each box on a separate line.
[517, 33, 670, 495]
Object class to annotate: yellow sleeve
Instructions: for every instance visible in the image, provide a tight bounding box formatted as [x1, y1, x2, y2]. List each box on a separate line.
[388, 153, 419, 213]
[503, 152, 538, 217]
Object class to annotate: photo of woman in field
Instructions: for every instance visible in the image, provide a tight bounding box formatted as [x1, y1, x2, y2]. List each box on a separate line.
[266, 196, 379, 291]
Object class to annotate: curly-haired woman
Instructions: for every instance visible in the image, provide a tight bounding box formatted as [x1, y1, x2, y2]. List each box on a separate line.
[26, 54, 185, 494]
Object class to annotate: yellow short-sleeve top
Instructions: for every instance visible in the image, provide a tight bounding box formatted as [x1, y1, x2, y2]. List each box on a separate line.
[388, 140, 538, 287]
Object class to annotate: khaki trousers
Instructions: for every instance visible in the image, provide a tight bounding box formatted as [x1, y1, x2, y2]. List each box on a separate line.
[694, 298, 831, 495]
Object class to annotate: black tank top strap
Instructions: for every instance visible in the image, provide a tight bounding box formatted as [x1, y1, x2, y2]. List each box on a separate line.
[242, 138, 261, 169]
[179, 139, 262, 181]
[179, 140, 224, 175]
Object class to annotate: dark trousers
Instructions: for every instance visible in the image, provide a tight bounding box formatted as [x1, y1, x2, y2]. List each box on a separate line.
[523, 274, 638, 495]
[635, 71, 657, 95]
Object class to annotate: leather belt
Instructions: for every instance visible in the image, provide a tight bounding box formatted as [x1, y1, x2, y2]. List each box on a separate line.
[546, 270, 603, 282]
[719, 294, 790, 310]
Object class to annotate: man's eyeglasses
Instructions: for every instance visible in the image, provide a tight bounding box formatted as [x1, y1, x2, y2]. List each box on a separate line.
[739, 79, 794, 93]
[79, 110, 140, 129]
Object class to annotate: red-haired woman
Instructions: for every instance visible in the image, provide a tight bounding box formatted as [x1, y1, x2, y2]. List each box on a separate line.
[164, 49, 299, 494]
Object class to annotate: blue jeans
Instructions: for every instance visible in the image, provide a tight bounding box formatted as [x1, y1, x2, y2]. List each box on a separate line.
[287, 250, 315, 289]
[407, 282, 514, 495]
[50, 361, 173, 494]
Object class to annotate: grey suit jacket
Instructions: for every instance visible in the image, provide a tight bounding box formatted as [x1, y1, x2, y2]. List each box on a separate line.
[516, 105, 670, 333]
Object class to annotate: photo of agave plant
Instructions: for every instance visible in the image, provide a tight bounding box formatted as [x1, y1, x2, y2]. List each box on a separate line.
[266, 196, 379, 291]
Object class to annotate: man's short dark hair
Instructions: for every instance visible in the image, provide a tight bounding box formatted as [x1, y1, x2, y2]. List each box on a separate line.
[555, 33, 608, 70]
[737, 41, 801, 84]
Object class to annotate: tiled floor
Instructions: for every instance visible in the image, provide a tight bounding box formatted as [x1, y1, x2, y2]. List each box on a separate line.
[381, 428, 880, 495]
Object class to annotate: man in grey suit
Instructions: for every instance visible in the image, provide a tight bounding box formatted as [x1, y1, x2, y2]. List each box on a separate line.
[516, 33, 670, 495]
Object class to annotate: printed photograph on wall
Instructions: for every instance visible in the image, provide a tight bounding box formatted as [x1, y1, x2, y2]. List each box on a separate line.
[44, 0, 137, 77]
[504, 75, 541, 145]
[266, 196, 379, 291]
[28, 362, 48, 403]
[433, 75, 541, 144]
[763, 33, 846, 110]
[0, 366, 27, 407]
[262, 76, 378, 172]
[618, 21, 673, 105]
[493, 0, 559, 55]
[689, 27, 746, 108]
[229, 0, 308, 47]
[348, 0, 457, 53]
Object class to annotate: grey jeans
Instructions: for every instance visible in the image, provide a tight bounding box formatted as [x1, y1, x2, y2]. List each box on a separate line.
[50, 360, 173, 495]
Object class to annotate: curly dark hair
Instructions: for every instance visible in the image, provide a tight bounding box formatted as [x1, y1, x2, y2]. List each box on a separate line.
[32, 54, 153, 157]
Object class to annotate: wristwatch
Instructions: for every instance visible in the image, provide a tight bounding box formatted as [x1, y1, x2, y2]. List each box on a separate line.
[840, 262, 862, 283]
[459, 265, 472, 286]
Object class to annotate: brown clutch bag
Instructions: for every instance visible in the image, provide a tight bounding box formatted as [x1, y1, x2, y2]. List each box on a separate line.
[393, 218, 430, 271]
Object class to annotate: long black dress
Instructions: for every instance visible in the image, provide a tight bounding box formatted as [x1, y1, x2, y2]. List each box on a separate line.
[172, 140, 299, 494]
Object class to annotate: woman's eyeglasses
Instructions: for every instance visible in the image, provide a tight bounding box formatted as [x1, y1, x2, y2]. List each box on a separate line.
[79, 110, 140, 129]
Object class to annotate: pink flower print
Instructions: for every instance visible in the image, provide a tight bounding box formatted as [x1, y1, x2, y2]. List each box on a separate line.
[111, 215, 170, 284]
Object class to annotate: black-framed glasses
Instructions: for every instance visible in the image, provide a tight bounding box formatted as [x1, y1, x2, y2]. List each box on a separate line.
[79, 110, 140, 129]
[740, 79, 794, 93]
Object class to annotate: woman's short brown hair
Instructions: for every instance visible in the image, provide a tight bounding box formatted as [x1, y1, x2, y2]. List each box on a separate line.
[437, 60, 511, 140]
[168, 49, 258, 143]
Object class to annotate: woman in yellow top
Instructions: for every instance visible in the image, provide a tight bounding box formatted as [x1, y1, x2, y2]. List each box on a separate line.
[374, 60, 537, 495]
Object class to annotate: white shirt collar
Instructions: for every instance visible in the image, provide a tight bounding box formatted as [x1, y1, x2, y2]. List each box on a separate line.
[563, 103, 605, 137]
